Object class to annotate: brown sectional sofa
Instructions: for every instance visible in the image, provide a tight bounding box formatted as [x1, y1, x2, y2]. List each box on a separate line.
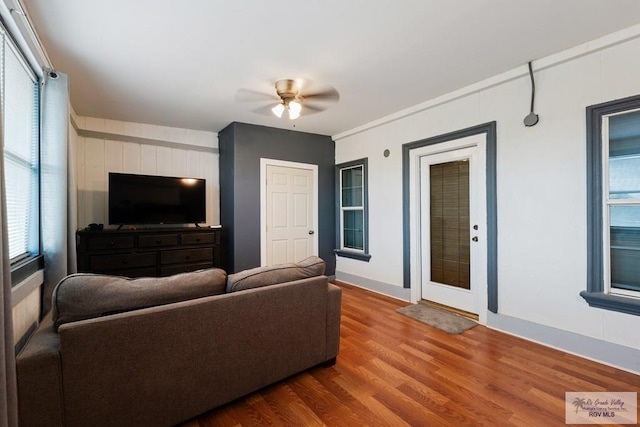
[16, 257, 341, 427]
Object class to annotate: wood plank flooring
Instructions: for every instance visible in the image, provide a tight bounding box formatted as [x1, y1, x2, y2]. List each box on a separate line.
[180, 282, 640, 426]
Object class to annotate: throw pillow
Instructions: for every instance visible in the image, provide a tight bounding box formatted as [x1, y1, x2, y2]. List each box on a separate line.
[52, 268, 227, 330]
[226, 256, 325, 293]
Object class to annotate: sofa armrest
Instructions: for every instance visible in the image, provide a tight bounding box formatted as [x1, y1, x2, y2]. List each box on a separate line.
[16, 312, 64, 427]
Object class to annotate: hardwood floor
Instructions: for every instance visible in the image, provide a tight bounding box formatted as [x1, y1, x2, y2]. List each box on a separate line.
[180, 282, 640, 426]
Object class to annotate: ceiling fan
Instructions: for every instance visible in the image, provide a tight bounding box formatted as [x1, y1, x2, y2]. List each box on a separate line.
[236, 78, 339, 120]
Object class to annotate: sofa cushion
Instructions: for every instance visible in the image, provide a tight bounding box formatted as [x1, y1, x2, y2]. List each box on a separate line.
[226, 256, 325, 293]
[52, 268, 227, 330]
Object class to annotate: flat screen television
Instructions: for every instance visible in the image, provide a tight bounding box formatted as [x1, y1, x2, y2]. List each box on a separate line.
[108, 173, 206, 225]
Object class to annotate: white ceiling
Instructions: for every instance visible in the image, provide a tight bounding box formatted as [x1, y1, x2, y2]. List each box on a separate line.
[21, 0, 640, 137]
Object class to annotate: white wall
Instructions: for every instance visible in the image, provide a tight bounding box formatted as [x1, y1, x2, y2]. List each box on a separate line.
[12, 113, 221, 349]
[73, 114, 220, 228]
[335, 27, 640, 366]
[11, 271, 42, 347]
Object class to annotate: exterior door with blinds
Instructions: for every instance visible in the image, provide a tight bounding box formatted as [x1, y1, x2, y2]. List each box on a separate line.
[420, 145, 485, 314]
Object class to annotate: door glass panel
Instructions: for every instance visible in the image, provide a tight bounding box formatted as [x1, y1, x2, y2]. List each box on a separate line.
[430, 160, 470, 289]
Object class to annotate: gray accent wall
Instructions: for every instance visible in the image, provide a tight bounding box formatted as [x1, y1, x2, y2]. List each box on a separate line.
[219, 122, 335, 274]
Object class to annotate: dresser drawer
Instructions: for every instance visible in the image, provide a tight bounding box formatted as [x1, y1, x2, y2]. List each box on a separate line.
[90, 252, 157, 271]
[138, 234, 179, 248]
[181, 232, 218, 245]
[160, 248, 213, 265]
[87, 236, 135, 251]
[76, 228, 224, 277]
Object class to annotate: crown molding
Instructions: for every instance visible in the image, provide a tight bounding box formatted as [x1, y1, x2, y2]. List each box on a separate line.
[333, 23, 640, 141]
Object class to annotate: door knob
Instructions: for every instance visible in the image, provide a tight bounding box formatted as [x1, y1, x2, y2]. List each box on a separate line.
[308, 230, 315, 235]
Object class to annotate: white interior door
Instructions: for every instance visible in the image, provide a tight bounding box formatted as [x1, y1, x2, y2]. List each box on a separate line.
[265, 163, 316, 265]
[419, 144, 486, 314]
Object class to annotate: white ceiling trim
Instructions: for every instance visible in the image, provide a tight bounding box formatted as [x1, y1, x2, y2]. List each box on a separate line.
[332, 22, 640, 141]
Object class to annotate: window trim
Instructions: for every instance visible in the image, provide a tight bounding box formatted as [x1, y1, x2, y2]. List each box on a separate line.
[335, 158, 371, 262]
[582, 94, 640, 315]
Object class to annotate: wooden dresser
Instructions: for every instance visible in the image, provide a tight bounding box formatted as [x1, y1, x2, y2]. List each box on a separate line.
[76, 227, 223, 277]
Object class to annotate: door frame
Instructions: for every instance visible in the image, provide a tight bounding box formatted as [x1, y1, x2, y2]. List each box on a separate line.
[403, 122, 497, 323]
[260, 158, 319, 266]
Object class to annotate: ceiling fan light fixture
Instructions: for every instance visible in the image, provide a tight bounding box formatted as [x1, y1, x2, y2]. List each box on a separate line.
[250, 78, 336, 120]
[271, 103, 285, 118]
[288, 101, 301, 120]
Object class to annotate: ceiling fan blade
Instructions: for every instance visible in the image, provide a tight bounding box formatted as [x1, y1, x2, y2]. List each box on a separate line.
[300, 82, 340, 102]
[302, 88, 340, 102]
[252, 104, 279, 116]
[301, 104, 326, 116]
[235, 88, 277, 103]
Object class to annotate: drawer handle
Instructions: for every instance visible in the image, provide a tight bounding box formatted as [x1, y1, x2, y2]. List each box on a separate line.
[156, 239, 162, 244]
[196, 238, 201, 242]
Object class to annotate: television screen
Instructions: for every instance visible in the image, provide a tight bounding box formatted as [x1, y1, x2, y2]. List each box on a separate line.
[108, 173, 206, 225]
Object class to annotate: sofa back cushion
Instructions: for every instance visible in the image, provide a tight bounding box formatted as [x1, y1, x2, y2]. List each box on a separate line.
[52, 268, 227, 330]
[226, 256, 325, 293]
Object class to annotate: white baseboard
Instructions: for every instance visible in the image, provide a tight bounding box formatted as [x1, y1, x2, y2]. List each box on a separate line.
[335, 271, 411, 301]
[487, 312, 640, 376]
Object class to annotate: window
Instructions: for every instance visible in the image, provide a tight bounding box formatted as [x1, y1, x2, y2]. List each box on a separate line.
[335, 158, 370, 261]
[1, 24, 41, 282]
[583, 95, 640, 315]
[606, 110, 640, 297]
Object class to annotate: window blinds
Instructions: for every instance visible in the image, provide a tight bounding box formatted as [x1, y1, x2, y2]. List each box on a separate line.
[1, 27, 40, 261]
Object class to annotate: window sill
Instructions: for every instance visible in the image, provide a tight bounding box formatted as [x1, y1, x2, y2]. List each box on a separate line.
[580, 291, 640, 316]
[334, 249, 371, 262]
[11, 254, 44, 287]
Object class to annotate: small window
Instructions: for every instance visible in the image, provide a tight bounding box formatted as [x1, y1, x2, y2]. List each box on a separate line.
[1, 26, 41, 274]
[335, 159, 370, 262]
[583, 96, 640, 315]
